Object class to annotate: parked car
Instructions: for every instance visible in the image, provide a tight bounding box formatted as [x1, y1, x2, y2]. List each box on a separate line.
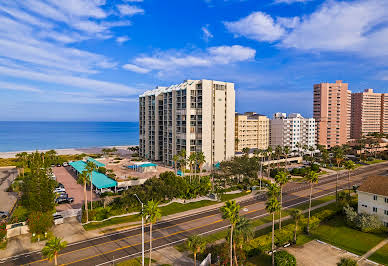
[57, 192, 68, 198]
[53, 214, 64, 225]
[96, 188, 113, 195]
[0, 211, 9, 219]
[62, 162, 69, 167]
[54, 187, 66, 193]
[55, 197, 74, 204]
[116, 187, 126, 193]
[56, 164, 62, 167]
[56, 183, 65, 189]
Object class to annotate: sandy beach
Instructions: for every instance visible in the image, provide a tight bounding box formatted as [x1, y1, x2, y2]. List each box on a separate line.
[0, 145, 136, 158]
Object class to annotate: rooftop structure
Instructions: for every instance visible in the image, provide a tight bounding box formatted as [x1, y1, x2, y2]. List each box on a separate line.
[86, 157, 105, 168]
[69, 161, 117, 189]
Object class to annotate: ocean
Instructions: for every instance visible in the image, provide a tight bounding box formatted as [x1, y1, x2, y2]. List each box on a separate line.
[0, 121, 139, 152]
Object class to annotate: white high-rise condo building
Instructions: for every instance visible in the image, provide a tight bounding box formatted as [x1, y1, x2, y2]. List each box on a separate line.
[139, 80, 235, 169]
[270, 113, 316, 150]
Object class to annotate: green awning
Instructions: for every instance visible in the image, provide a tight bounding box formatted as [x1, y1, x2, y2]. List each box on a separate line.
[69, 161, 116, 189]
[87, 157, 105, 167]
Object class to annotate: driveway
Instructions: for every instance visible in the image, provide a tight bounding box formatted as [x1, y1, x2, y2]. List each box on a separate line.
[0, 167, 18, 213]
[52, 167, 98, 211]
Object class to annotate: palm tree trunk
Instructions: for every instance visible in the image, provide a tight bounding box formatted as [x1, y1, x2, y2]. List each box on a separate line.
[294, 221, 298, 243]
[194, 252, 197, 266]
[90, 173, 93, 210]
[279, 186, 283, 230]
[149, 222, 153, 266]
[348, 171, 351, 195]
[54, 253, 58, 266]
[307, 184, 313, 234]
[272, 213, 275, 266]
[230, 225, 233, 266]
[336, 164, 339, 203]
[84, 182, 88, 222]
[233, 242, 238, 266]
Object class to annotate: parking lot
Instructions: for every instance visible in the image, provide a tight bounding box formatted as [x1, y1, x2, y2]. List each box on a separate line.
[0, 167, 18, 215]
[52, 166, 98, 211]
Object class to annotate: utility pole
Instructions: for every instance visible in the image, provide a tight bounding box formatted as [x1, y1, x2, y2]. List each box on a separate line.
[134, 194, 144, 266]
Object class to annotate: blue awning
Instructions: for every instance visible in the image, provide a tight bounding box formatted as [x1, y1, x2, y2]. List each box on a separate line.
[69, 161, 116, 189]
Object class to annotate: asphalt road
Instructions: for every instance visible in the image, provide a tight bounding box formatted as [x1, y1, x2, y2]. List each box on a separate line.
[2, 162, 388, 266]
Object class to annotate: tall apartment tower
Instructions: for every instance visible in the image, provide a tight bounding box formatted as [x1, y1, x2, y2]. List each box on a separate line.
[139, 80, 235, 169]
[269, 113, 316, 150]
[351, 89, 382, 139]
[381, 94, 388, 134]
[313, 80, 351, 148]
[235, 112, 269, 152]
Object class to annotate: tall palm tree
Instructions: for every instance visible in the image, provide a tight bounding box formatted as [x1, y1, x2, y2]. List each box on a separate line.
[267, 183, 280, 198]
[186, 235, 206, 266]
[274, 171, 290, 229]
[42, 237, 67, 266]
[221, 200, 240, 266]
[172, 154, 179, 175]
[15, 152, 28, 177]
[344, 160, 356, 194]
[196, 152, 206, 177]
[283, 146, 290, 166]
[275, 145, 282, 169]
[290, 209, 302, 243]
[141, 200, 161, 266]
[266, 146, 273, 178]
[306, 170, 319, 234]
[233, 216, 253, 265]
[266, 196, 280, 266]
[85, 161, 97, 210]
[188, 153, 196, 182]
[77, 171, 90, 222]
[333, 146, 345, 202]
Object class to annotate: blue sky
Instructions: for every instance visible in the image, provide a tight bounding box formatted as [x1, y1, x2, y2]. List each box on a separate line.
[1, 0, 388, 121]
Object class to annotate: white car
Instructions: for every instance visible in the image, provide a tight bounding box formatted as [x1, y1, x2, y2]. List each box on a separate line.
[54, 187, 66, 193]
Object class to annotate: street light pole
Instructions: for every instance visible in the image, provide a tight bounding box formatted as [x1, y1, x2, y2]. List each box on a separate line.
[134, 194, 144, 266]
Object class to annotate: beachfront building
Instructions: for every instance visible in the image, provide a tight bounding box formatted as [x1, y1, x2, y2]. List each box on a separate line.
[139, 79, 235, 169]
[269, 113, 316, 150]
[235, 112, 269, 152]
[314, 80, 351, 148]
[357, 175, 388, 227]
[351, 89, 388, 139]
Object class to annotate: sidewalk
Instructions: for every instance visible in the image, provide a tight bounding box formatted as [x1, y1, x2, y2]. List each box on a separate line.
[359, 237, 388, 262]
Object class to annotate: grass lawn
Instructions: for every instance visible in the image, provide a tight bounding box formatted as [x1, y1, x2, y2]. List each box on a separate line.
[83, 214, 140, 231]
[310, 216, 387, 256]
[365, 159, 385, 165]
[246, 253, 272, 266]
[368, 243, 388, 265]
[117, 257, 165, 266]
[220, 191, 250, 201]
[160, 200, 216, 216]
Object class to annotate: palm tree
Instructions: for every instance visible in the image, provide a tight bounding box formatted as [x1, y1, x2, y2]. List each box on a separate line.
[85, 161, 97, 210]
[290, 209, 302, 243]
[233, 217, 253, 264]
[186, 235, 206, 266]
[267, 183, 280, 198]
[306, 170, 319, 234]
[333, 146, 345, 202]
[42, 237, 67, 266]
[172, 154, 179, 175]
[266, 146, 273, 178]
[344, 160, 355, 194]
[189, 153, 196, 181]
[15, 152, 28, 177]
[141, 200, 162, 266]
[266, 196, 280, 266]
[274, 171, 290, 229]
[178, 149, 187, 176]
[196, 152, 206, 179]
[283, 146, 290, 166]
[77, 171, 90, 222]
[275, 145, 282, 169]
[221, 200, 240, 266]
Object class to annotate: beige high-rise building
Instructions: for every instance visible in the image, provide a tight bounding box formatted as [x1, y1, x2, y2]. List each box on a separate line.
[313, 80, 351, 148]
[139, 80, 235, 169]
[235, 112, 269, 152]
[351, 89, 382, 139]
[381, 94, 388, 134]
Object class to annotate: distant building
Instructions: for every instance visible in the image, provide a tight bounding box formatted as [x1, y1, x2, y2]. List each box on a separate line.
[235, 112, 269, 152]
[314, 80, 351, 148]
[357, 175, 388, 227]
[139, 80, 235, 169]
[269, 112, 316, 150]
[351, 89, 388, 139]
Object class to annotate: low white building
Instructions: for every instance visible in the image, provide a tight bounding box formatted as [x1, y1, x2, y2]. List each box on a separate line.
[357, 175, 388, 227]
[270, 113, 316, 150]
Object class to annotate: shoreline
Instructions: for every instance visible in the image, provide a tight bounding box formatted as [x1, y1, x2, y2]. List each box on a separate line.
[0, 145, 137, 159]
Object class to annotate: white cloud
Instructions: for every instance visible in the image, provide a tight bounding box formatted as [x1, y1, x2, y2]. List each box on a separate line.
[128, 45, 255, 74]
[123, 64, 150, 73]
[201, 25, 213, 42]
[117, 4, 145, 16]
[225, 11, 285, 42]
[116, 36, 130, 44]
[276, 17, 300, 29]
[0, 81, 42, 93]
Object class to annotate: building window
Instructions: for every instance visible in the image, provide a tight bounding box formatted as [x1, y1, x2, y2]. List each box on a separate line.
[373, 207, 377, 213]
[361, 204, 367, 208]
[385, 197, 388, 203]
[373, 195, 378, 201]
[385, 210, 388, 215]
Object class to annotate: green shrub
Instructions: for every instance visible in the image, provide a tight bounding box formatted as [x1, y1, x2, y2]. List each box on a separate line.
[11, 206, 29, 223]
[344, 205, 386, 233]
[27, 211, 53, 235]
[0, 221, 6, 242]
[337, 257, 357, 266]
[98, 167, 107, 174]
[274, 250, 296, 266]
